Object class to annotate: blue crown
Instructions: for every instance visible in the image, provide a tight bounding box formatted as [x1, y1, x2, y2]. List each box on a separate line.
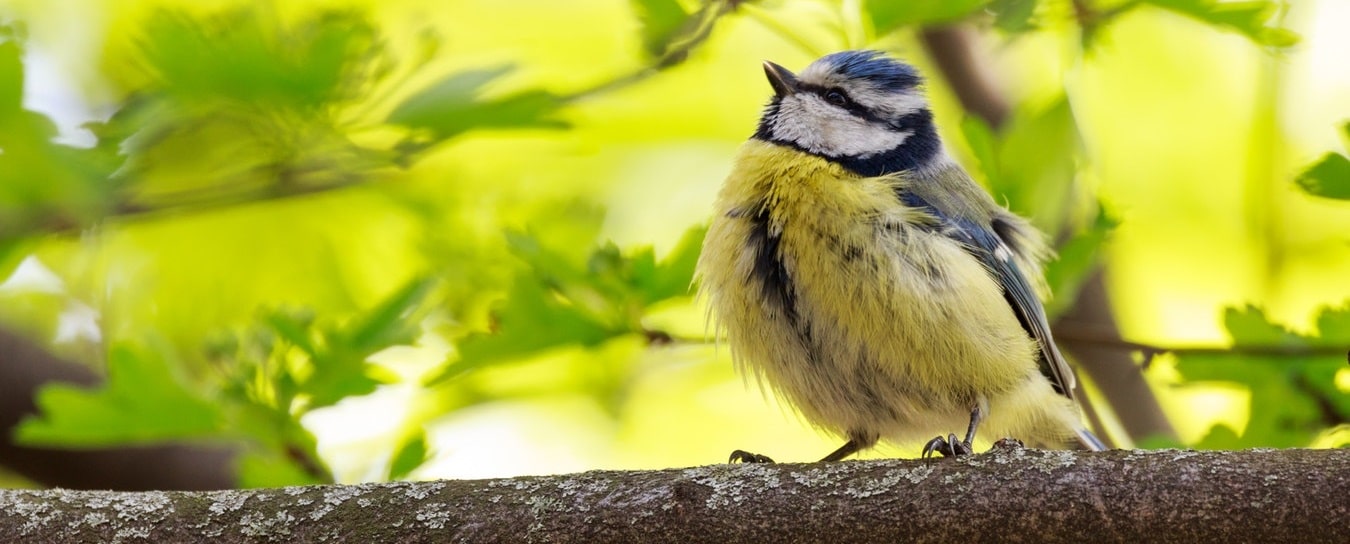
[819, 51, 921, 91]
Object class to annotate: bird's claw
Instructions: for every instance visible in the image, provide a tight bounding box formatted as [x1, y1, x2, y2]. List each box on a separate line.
[921, 433, 974, 458]
[728, 449, 775, 463]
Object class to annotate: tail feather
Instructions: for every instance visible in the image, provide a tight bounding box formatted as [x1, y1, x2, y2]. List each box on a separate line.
[1074, 428, 1107, 451]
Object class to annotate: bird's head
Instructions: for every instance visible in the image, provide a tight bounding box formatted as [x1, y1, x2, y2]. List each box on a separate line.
[753, 51, 940, 176]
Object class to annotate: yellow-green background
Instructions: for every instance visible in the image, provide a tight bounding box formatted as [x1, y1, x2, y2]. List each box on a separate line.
[0, 0, 1347, 486]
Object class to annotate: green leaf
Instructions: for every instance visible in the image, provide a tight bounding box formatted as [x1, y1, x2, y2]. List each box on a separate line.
[984, 96, 1080, 224]
[630, 0, 690, 57]
[388, 66, 565, 139]
[631, 225, 705, 304]
[300, 324, 404, 411]
[1223, 305, 1306, 347]
[1173, 351, 1332, 448]
[16, 344, 220, 447]
[1296, 153, 1350, 200]
[264, 308, 318, 356]
[505, 229, 597, 295]
[0, 25, 121, 240]
[989, 0, 1039, 33]
[140, 9, 379, 107]
[1171, 303, 1350, 448]
[230, 279, 435, 413]
[1043, 209, 1117, 317]
[1299, 362, 1350, 423]
[0, 32, 23, 118]
[236, 450, 327, 488]
[959, 116, 1001, 186]
[867, 0, 987, 35]
[387, 430, 430, 481]
[1140, 0, 1299, 47]
[430, 268, 615, 384]
[426, 228, 709, 385]
[0, 237, 33, 281]
[1193, 423, 1245, 450]
[1312, 303, 1350, 343]
[343, 277, 437, 353]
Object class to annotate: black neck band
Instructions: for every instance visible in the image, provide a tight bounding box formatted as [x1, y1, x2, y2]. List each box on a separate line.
[752, 106, 940, 177]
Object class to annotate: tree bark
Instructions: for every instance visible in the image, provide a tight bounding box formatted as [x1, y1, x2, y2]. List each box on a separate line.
[0, 447, 1343, 543]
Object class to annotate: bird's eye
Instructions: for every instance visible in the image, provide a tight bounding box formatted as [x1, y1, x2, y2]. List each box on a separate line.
[824, 90, 848, 106]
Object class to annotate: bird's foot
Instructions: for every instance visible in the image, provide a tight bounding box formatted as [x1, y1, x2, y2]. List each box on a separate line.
[921, 433, 974, 458]
[728, 449, 775, 463]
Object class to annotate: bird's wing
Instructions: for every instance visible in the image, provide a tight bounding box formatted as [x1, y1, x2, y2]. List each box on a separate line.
[897, 190, 1078, 401]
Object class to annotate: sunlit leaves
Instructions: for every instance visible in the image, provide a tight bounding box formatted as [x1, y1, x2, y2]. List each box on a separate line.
[218, 277, 436, 412]
[1042, 211, 1117, 317]
[139, 9, 378, 108]
[960, 98, 1081, 226]
[866, 0, 987, 36]
[106, 9, 406, 230]
[1173, 305, 1350, 448]
[959, 102, 1111, 315]
[1222, 305, 1306, 346]
[628, 226, 705, 306]
[236, 450, 329, 488]
[387, 66, 565, 141]
[0, 25, 22, 114]
[16, 344, 220, 446]
[630, 0, 690, 57]
[1298, 154, 1350, 200]
[430, 226, 705, 383]
[988, 0, 1039, 33]
[1140, 0, 1299, 47]
[387, 430, 430, 481]
[1296, 122, 1350, 200]
[3, 0, 1340, 490]
[0, 26, 120, 240]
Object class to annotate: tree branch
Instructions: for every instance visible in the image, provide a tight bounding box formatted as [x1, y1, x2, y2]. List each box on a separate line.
[918, 25, 1010, 128]
[0, 448, 1343, 543]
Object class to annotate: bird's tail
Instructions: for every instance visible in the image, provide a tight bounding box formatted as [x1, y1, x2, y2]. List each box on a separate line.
[1074, 427, 1107, 451]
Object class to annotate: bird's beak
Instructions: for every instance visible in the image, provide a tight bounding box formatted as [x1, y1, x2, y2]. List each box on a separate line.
[762, 61, 800, 98]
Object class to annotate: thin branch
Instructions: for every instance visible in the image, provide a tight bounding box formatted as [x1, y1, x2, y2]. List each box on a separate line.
[1053, 319, 1350, 366]
[561, 0, 741, 104]
[650, 325, 1350, 365]
[917, 25, 1010, 129]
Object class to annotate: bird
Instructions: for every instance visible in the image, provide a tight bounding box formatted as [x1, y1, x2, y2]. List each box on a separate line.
[695, 50, 1105, 462]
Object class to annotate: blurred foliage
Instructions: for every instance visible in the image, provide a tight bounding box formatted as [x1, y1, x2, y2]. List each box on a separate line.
[1173, 305, 1350, 449]
[0, 0, 1344, 489]
[430, 226, 703, 384]
[1296, 121, 1350, 199]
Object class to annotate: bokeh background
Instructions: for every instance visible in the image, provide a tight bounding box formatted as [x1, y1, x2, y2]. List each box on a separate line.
[0, 0, 1347, 490]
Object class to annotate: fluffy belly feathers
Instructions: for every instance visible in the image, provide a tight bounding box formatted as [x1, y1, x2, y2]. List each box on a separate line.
[698, 142, 1040, 441]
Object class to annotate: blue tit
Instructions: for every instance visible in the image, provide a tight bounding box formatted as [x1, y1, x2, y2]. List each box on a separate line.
[696, 50, 1105, 462]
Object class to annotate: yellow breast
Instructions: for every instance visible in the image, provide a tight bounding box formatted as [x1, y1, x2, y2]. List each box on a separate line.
[697, 140, 1037, 435]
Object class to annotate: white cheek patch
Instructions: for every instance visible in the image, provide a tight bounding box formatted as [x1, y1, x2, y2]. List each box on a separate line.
[770, 94, 911, 158]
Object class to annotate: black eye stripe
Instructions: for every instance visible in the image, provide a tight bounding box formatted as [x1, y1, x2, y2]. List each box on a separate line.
[798, 83, 855, 106]
[796, 83, 893, 126]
